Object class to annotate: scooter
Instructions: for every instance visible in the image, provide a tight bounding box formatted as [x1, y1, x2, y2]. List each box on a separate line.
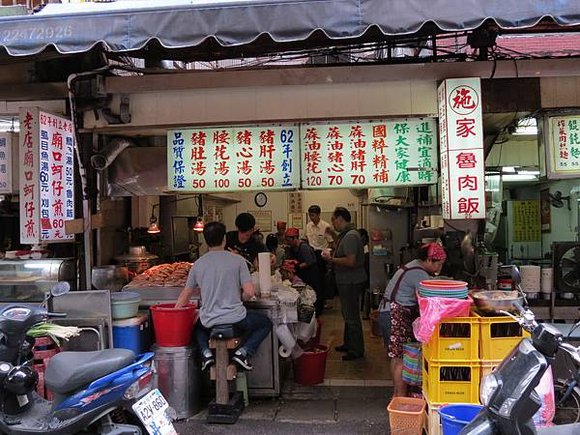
[461, 297, 580, 434]
[0, 283, 175, 435]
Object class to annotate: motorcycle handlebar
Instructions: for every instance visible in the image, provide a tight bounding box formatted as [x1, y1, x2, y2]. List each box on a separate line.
[512, 301, 526, 314]
[46, 312, 67, 318]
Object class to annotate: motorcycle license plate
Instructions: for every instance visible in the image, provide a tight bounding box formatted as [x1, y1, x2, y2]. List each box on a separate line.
[132, 389, 177, 435]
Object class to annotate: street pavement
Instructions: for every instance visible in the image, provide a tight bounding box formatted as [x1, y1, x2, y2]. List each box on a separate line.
[174, 383, 392, 434]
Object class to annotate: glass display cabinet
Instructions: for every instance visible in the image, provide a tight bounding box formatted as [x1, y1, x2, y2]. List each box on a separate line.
[0, 258, 76, 302]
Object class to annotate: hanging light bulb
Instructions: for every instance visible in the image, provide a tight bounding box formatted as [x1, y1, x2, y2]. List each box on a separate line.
[147, 205, 160, 234]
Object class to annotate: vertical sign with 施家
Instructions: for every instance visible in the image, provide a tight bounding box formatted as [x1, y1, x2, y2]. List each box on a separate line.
[438, 78, 486, 220]
[300, 118, 437, 189]
[547, 115, 580, 178]
[168, 125, 299, 192]
[19, 108, 75, 244]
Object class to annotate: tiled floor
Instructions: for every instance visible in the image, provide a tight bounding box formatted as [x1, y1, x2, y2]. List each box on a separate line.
[319, 297, 392, 385]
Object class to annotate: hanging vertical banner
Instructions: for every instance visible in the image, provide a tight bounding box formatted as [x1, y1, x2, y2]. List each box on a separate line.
[19, 108, 75, 244]
[438, 78, 486, 220]
[0, 133, 16, 194]
[168, 125, 299, 192]
[300, 118, 438, 189]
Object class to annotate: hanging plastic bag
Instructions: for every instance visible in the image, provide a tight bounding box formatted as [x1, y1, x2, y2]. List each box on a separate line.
[532, 366, 555, 427]
[412, 295, 472, 343]
[402, 342, 422, 386]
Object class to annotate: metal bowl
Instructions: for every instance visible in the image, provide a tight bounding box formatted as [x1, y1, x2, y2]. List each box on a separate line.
[472, 290, 524, 315]
[92, 265, 129, 291]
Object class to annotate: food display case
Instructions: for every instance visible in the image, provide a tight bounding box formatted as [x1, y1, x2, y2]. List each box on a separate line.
[0, 258, 76, 302]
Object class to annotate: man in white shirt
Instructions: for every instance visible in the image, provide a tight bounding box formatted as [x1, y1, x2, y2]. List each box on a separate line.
[306, 205, 334, 251]
[306, 205, 335, 309]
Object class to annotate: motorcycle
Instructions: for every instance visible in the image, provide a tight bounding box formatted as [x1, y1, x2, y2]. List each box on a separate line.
[0, 283, 175, 435]
[461, 296, 580, 434]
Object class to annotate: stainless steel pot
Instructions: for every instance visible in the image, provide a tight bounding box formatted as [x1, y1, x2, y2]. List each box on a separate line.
[92, 265, 129, 291]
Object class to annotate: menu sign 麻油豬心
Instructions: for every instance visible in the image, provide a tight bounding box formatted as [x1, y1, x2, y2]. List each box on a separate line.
[19, 108, 75, 244]
[168, 125, 300, 192]
[300, 118, 438, 189]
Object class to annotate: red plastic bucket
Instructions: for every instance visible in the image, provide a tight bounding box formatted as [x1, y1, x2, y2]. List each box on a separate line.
[150, 303, 197, 347]
[293, 345, 329, 385]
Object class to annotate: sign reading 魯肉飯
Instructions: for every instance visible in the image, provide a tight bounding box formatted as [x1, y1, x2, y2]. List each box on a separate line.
[438, 78, 486, 220]
[167, 125, 299, 192]
[300, 118, 438, 189]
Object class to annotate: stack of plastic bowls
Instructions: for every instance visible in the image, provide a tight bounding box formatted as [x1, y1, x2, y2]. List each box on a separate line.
[418, 280, 469, 299]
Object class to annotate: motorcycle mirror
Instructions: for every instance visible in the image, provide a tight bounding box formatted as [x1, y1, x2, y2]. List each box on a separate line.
[510, 266, 522, 285]
[51, 282, 70, 297]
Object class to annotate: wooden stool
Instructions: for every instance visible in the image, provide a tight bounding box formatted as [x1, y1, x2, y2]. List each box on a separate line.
[207, 324, 245, 424]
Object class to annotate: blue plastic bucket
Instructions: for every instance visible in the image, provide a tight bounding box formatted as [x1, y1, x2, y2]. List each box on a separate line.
[439, 404, 483, 435]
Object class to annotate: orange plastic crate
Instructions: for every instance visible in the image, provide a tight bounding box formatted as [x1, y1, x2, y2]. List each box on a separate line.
[422, 315, 479, 361]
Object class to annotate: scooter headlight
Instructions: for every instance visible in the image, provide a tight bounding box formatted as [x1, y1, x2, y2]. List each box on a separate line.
[480, 373, 499, 406]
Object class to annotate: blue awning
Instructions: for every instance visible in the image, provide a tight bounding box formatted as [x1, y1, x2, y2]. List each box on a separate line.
[0, 0, 579, 57]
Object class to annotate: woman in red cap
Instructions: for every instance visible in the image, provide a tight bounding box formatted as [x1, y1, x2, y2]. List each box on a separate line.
[382, 242, 447, 397]
[285, 227, 324, 315]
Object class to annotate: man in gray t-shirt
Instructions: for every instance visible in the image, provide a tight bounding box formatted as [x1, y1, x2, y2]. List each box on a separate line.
[322, 207, 366, 360]
[176, 222, 272, 372]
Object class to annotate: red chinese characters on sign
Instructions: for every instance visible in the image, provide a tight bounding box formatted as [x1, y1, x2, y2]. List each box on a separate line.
[304, 127, 322, 175]
[457, 197, 480, 215]
[439, 78, 485, 220]
[456, 118, 476, 138]
[456, 152, 477, 169]
[450, 86, 479, 115]
[349, 125, 367, 173]
[21, 111, 37, 241]
[558, 120, 568, 160]
[38, 111, 75, 241]
[258, 128, 276, 187]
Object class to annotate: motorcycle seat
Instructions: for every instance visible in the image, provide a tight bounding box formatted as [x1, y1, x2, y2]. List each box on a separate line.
[45, 349, 135, 394]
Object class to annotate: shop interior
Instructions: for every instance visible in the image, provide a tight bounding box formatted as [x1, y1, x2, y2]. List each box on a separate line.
[0, 111, 578, 388]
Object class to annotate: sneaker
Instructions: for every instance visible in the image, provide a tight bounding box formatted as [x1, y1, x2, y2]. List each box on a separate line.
[232, 350, 253, 371]
[201, 355, 215, 371]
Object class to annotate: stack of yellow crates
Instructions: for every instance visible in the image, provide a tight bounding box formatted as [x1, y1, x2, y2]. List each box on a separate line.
[421, 311, 530, 435]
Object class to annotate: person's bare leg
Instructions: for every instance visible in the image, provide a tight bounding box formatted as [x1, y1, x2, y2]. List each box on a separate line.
[390, 357, 407, 397]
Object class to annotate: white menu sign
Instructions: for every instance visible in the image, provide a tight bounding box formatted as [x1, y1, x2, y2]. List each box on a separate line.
[168, 125, 299, 192]
[438, 78, 486, 219]
[0, 133, 15, 194]
[19, 108, 75, 244]
[547, 115, 580, 178]
[301, 118, 438, 189]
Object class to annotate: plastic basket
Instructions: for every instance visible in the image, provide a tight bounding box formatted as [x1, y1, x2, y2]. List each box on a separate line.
[422, 315, 479, 361]
[476, 313, 530, 360]
[387, 396, 425, 435]
[422, 357, 480, 404]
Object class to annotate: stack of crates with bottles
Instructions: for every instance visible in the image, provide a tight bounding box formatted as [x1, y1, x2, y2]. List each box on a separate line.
[422, 311, 530, 435]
